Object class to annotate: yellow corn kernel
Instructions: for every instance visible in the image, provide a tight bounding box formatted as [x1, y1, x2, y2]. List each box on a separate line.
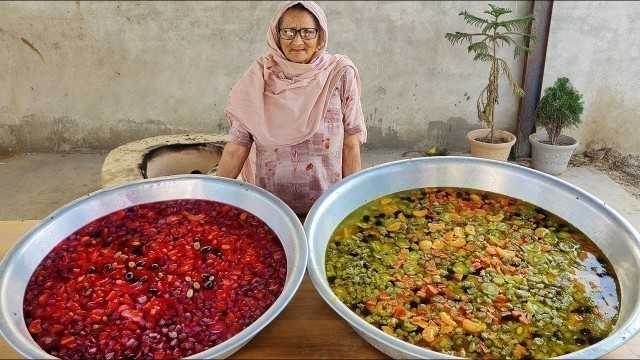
[439, 312, 458, 327]
[382, 205, 399, 215]
[462, 319, 486, 333]
[386, 222, 402, 232]
[486, 213, 504, 222]
[381, 326, 394, 335]
[428, 222, 446, 231]
[465, 224, 476, 235]
[419, 240, 433, 251]
[535, 227, 550, 238]
[380, 198, 393, 205]
[450, 237, 466, 248]
[432, 239, 445, 250]
[421, 325, 439, 342]
[439, 325, 454, 335]
[413, 209, 428, 217]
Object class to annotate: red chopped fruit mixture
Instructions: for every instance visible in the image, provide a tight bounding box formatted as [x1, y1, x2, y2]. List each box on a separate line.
[23, 199, 287, 360]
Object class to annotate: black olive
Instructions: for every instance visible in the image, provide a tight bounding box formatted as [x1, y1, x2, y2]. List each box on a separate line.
[136, 260, 145, 268]
[587, 336, 603, 345]
[204, 281, 214, 289]
[200, 246, 212, 253]
[501, 313, 515, 322]
[87, 266, 95, 274]
[212, 248, 222, 258]
[363, 262, 371, 269]
[409, 301, 418, 308]
[139, 276, 148, 283]
[393, 210, 403, 217]
[327, 276, 336, 283]
[103, 264, 112, 271]
[151, 263, 159, 270]
[575, 337, 587, 345]
[132, 247, 144, 256]
[375, 220, 383, 226]
[149, 288, 159, 295]
[362, 215, 370, 222]
[580, 328, 592, 336]
[349, 251, 358, 257]
[125, 272, 134, 281]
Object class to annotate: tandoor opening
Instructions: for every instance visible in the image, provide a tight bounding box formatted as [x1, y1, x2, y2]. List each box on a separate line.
[141, 143, 224, 179]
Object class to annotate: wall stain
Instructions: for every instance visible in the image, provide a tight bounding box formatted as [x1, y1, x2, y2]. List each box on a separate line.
[0, 116, 201, 154]
[364, 116, 480, 152]
[20, 38, 45, 63]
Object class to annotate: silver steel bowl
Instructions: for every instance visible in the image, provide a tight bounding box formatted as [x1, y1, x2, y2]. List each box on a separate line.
[305, 156, 640, 359]
[0, 175, 308, 359]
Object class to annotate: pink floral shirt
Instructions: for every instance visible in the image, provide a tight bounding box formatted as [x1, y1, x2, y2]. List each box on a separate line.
[227, 67, 365, 214]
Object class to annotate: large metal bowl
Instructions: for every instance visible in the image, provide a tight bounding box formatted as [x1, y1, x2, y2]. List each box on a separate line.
[0, 175, 308, 359]
[305, 156, 640, 359]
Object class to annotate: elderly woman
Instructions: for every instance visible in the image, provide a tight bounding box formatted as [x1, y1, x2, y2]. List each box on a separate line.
[216, 1, 367, 215]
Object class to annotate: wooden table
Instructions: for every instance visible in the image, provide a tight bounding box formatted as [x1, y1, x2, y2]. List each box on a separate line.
[0, 220, 638, 359]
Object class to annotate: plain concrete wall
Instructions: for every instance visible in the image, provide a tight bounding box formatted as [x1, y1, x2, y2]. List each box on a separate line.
[542, 1, 640, 156]
[0, 1, 637, 156]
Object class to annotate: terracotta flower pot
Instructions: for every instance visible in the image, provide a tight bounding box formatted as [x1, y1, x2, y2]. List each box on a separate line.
[529, 132, 579, 175]
[466, 129, 517, 162]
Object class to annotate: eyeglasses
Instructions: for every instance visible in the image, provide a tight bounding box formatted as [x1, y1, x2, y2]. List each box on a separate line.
[278, 28, 318, 40]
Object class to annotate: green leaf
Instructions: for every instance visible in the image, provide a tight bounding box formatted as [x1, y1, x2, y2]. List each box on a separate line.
[460, 10, 489, 27]
[468, 41, 490, 55]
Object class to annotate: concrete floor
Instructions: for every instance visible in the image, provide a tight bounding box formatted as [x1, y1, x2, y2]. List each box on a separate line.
[0, 150, 639, 235]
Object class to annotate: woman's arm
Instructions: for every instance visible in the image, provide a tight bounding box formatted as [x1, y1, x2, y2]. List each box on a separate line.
[215, 142, 251, 179]
[342, 134, 361, 178]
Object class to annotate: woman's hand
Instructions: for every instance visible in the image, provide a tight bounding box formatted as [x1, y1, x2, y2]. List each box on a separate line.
[342, 134, 361, 178]
[215, 142, 251, 179]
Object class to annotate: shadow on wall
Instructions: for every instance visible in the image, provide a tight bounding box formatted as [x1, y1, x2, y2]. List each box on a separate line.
[0, 115, 211, 154]
[365, 117, 481, 152]
[426, 117, 483, 152]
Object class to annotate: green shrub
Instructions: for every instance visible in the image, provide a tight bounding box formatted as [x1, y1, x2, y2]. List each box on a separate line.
[534, 77, 584, 145]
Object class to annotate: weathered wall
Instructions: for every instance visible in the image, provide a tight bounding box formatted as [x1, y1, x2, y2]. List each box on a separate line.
[1, 1, 637, 156]
[542, 1, 640, 156]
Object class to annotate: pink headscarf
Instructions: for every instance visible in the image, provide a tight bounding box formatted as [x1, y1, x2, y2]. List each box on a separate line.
[224, 1, 364, 183]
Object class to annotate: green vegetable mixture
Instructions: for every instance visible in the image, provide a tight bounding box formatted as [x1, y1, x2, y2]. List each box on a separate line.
[325, 188, 619, 359]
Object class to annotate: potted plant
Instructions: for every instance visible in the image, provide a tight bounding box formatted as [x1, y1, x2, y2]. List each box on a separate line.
[529, 77, 585, 175]
[446, 4, 538, 161]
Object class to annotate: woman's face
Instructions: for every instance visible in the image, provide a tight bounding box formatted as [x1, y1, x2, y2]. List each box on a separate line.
[278, 9, 320, 64]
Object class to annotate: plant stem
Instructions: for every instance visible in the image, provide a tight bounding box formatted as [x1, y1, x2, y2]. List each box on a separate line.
[490, 17, 498, 143]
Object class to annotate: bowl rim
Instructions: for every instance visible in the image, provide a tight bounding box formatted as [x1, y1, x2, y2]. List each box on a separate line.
[305, 156, 640, 359]
[0, 174, 308, 359]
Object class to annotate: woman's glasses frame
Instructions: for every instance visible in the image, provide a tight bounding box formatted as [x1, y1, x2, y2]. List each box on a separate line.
[278, 28, 318, 40]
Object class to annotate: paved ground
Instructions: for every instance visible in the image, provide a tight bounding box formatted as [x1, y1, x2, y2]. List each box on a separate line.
[0, 150, 639, 235]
